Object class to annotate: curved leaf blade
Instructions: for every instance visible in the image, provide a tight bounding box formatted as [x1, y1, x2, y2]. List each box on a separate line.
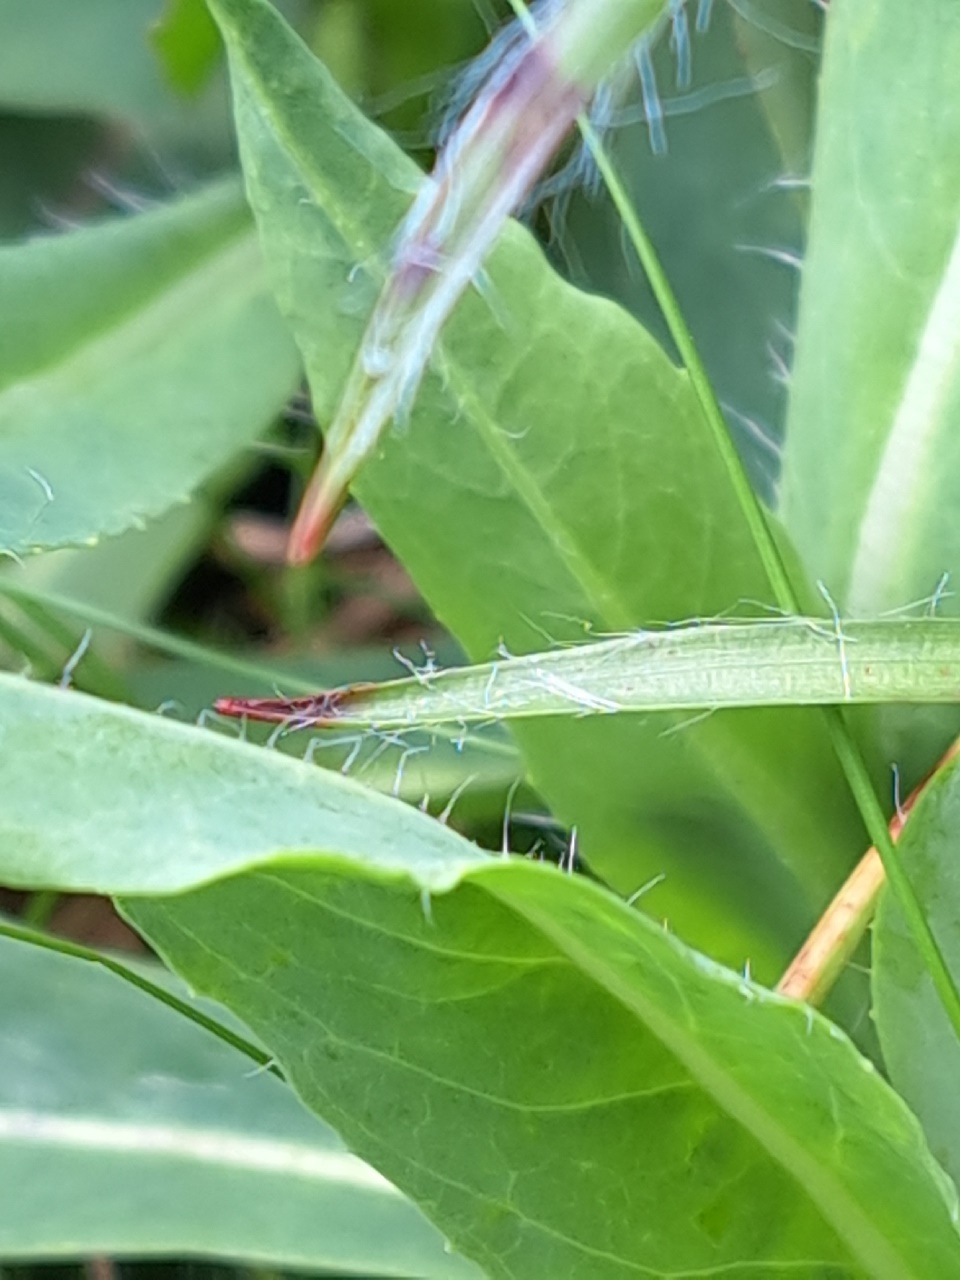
[0, 675, 483, 896]
[0, 181, 300, 555]
[0, 936, 476, 1277]
[0, 678, 956, 1277]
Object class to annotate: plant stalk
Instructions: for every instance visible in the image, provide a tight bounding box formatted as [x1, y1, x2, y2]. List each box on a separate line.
[287, 0, 668, 563]
[778, 740, 960, 1004]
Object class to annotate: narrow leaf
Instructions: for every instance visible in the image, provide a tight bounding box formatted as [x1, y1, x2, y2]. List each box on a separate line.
[781, 1, 960, 618]
[216, 617, 960, 728]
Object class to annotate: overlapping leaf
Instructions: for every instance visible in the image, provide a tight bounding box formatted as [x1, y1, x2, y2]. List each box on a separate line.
[781, 1, 960, 618]
[0, 676, 956, 1278]
[0, 180, 299, 555]
[0, 936, 475, 1277]
[874, 751, 960, 1190]
[209, 0, 865, 976]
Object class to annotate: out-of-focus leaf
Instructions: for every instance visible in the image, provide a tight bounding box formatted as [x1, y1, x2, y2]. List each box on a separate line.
[780, 1, 960, 617]
[10, 506, 212, 651]
[778, 0, 960, 780]
[730, 0, 821, 179]
[0, 0, 183, 123]
[874, 751, 960, 1188]
[0, 677, 954, 1279]
[209, 0, 864, 976]
[0, 935, 480, 1277]
[152, 0, 223, 96]
[0, 180, 300, 556]
[0, 116, 108, 241]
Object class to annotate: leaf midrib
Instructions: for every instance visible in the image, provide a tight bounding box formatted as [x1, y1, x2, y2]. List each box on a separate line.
[500, 873, 928, 1280]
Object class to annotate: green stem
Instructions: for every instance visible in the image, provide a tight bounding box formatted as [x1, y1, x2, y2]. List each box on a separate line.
[0, 578, 321, 693]
[0, 918, 279, 1076]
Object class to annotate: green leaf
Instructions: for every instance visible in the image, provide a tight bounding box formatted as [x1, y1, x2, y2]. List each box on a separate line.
[0, 0, 186, 122]
[780, 1, 960, 617]
[130, 867, 960, 1280]
[210, 0, 865, 975]
[0, 678, 952, 1278]
[0, 180, 300, 556]
[152, 0, 223, 96]
[0, 676, 485, 897]
[237, 617, 960, 728]
[0, 934, 478, 1277]
[873, 752, 960, 1188]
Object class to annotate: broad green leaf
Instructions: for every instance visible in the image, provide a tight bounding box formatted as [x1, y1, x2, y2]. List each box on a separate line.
[236, 617, 960, 728]
[152, 0, 223, 96]
[131, 866, 960, 1280]
[211, 0, 865, 976]
[0, 678, 954, 1278]
[0, 180, 300, 556]
[780, 1, 960, 618]
[0, 935, 478, 1277]
[873, 753, 960, 1188]
[0, 574, 523, 813]
[0, 0, 193, 122]
[0, 676, 484, 897]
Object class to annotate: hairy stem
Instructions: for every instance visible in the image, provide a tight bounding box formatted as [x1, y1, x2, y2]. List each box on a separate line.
[287, 0, 668, 563]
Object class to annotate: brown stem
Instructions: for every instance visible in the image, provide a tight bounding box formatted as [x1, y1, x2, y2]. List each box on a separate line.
[777, 738, 960, 1004]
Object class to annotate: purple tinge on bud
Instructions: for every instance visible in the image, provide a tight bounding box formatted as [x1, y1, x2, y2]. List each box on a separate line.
[288, 4, 588, 564]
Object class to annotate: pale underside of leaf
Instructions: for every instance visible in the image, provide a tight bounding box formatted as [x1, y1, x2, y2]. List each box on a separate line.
[848, 219, 960, 615]
[0, 677, 954, 1278]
